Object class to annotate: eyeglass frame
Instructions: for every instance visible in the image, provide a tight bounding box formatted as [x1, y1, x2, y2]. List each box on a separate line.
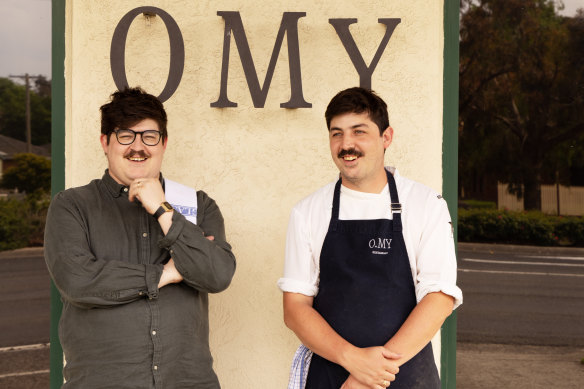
[113, 129, 164, 146]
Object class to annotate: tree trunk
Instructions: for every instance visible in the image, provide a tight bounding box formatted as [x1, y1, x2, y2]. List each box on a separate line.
[523, 173, 541, 211]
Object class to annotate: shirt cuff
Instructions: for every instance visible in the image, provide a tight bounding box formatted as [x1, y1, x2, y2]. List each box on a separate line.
[158, 211, 187, 249]
[145, 264, 163, 299]
[416, 282, 463, 310]
[277, 277, 318, 296]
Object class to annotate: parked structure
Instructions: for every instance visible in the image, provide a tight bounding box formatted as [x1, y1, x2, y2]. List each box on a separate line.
[498, 183, 584, 216]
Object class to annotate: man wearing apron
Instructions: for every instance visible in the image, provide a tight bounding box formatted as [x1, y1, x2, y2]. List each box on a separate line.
[278, 88, 462, 389]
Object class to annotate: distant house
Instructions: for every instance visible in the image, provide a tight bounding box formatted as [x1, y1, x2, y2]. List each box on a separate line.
[0, 134, 51, 177]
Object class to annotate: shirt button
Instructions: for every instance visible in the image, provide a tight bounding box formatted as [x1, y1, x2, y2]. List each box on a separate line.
[142, 232, 148, 238]
[123, 187, 128, 192]
[170, 249, 174, 255]
[152, 330, 157, 335]
[153, 365, 158, 371]
[139, 292, 144, 296]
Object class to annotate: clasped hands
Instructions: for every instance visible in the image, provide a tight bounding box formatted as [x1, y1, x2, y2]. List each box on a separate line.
[340, 346, 400, 389]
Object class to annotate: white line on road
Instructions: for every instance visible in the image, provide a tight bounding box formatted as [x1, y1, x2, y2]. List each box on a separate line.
[523, 255, 584, 261]
[461, 258, 584, 267]
[0, 343, 49, 353]
[0, 369, 50, 379]
[458, 268, 584, 277]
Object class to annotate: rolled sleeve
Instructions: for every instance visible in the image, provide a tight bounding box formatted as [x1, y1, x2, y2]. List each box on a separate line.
[277, 277, 318, 296]
[414, 196, 463, 310]
[158, 210, 192, 249]
[144, 264, 163, 299]
[278, 207, 319, 297]
[416, 281, 463, 310]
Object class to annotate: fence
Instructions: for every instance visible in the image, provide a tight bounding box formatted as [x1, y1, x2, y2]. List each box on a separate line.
[498, 183, 584, 216]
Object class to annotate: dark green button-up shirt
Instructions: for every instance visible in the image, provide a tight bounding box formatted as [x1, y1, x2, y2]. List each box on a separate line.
[44, 171, 236, 388]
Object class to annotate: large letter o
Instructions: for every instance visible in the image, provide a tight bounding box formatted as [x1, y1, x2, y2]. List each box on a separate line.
[110, 6, 184, 102]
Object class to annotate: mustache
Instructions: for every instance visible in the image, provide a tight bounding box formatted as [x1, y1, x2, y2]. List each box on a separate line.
[124, 150, 150, 159]
[338, 148, 363, 159]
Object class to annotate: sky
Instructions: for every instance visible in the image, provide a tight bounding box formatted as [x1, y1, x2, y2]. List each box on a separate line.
[0, 0, 582, 80]
[558, 0, 584, 15]
[0, 0, 51, 79]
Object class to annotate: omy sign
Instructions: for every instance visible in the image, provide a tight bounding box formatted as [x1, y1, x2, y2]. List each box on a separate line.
[110, 6, 401, 106]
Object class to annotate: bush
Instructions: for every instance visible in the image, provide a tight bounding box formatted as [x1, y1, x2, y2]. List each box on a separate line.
[0, 153, 51, 194]
[459, 208, 584, 247]
[459, 199, 497, 210]
[0, 194, 50, 251]
[555, 217, 584, 246]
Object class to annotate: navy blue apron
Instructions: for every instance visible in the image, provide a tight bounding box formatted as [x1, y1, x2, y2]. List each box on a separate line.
[305, 170, 440, 389]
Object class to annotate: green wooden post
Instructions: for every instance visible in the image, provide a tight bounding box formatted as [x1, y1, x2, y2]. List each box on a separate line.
[50, 0, 65, 387]
[441, 0, 459, 388]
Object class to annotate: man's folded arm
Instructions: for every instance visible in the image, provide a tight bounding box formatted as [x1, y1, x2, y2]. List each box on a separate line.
[44, 192, 163, 309]
[159, 191, 236, 293]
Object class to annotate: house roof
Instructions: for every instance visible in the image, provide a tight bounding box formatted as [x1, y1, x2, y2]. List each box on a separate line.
[0, 134, 51, 160]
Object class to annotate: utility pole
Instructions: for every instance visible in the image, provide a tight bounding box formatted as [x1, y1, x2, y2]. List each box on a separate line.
[9, 73, 41, 153]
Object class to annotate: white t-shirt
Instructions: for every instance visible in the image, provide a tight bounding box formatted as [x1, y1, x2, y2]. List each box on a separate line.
[277, 167, 462, 309]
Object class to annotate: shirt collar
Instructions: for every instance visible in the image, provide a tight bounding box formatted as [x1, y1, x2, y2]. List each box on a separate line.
[101, 169, 165, 198]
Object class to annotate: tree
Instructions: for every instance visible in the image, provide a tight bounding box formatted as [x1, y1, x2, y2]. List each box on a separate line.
[459, 0, 584, 210]
[0, 153, 51, 194]
[0, 77, 51, 145]
[34, 75, 51, 98]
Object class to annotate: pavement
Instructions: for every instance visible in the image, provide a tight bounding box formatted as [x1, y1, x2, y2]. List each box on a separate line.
[457, 343, 584, 388]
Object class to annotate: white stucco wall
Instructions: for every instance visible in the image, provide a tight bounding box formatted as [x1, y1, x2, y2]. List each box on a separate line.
[64, 1, 445, 387]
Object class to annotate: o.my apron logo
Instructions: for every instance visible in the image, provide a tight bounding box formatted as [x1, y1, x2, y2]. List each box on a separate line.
[369, 238, 392, 255]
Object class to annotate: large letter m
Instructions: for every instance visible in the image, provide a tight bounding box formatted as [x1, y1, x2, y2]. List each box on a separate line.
[211, 11, 311, 108]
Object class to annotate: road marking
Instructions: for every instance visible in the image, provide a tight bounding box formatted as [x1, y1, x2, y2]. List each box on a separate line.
[523, 255, 584, 261]
[458, 268, 584, 277]
[461, 258, 584, 267]
[0, 343, 49, 353]
[0, 369, 50, 379]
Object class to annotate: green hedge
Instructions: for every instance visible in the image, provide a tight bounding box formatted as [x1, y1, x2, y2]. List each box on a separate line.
[0, 194, 50, 251]
[459, 208, 584, 246]
[459, 200, 497, 210]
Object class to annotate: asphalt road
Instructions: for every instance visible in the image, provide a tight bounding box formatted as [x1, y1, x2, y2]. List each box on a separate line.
[0, 344, 49, 389]
[0, 247, 50, 388]
[457, 242, 584, 346]
[0, 248, 50, 348]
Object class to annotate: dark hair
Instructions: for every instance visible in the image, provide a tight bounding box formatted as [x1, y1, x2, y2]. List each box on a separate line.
[100, 87, 168, 144]
[325, 87, 390, 135]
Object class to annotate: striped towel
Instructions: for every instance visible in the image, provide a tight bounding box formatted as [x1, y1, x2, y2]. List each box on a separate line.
[287, 344, 313, 389]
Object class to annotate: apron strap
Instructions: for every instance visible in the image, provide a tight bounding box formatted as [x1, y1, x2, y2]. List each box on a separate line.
[386, 169, 403, 232]
[329, 178, 342, 231]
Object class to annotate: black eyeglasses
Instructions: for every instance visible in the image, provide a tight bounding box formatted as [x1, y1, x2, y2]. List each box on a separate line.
[114, 129, 162, 146]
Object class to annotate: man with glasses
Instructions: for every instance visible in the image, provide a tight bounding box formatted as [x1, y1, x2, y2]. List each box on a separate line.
[44, 87, 236, 388]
